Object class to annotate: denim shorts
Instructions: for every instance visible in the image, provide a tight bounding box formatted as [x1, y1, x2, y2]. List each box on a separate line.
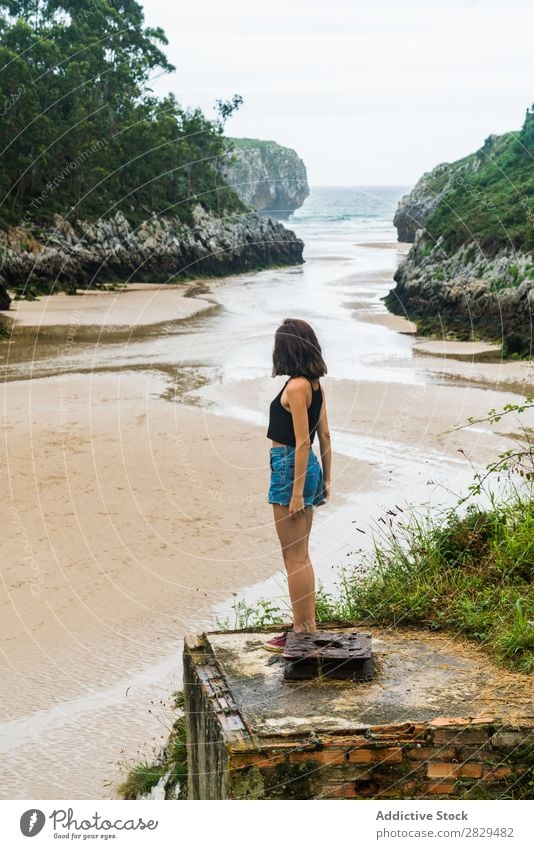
[268, 445, 326, 509]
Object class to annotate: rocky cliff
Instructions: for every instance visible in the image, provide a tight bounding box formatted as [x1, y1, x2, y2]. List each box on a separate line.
[0, 205, 304, 299]
[222, 138, 309, 216]
[393, 161, 456, 243]
[387, 108, 534, 356]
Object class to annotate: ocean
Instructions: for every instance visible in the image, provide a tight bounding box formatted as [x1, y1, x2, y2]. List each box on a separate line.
[291, 184, 410, 248]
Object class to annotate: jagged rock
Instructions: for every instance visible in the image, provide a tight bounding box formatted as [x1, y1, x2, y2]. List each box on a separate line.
[394, 175, 445, 243]
[385, 243, 534, 356]
[393, 158, 482, 243]
[222, 138, 309, 216]
[0, 207, 304, 294]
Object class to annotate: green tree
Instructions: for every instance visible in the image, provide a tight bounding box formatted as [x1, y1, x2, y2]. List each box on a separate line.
[0, 0, 242, 227]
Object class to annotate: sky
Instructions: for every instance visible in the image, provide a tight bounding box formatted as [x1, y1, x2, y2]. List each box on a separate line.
[142, 0, 534, 186]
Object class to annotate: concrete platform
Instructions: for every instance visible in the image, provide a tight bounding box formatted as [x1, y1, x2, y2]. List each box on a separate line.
[183, 625, 534, 799]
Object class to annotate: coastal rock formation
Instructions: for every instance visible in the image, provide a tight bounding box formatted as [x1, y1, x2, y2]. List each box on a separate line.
[393, 163, 453, 243]
[0, 205, 304, 299]
[222, 138, 309, 216]
[386, 234, 534, 355]
[388, 108, 534, 355]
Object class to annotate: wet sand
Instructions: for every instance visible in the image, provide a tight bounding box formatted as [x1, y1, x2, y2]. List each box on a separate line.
[354, 310, 417, 334]
[355, 241, 412, 251]
[0, 282, 217, 335]
[413, 339, 503, 359]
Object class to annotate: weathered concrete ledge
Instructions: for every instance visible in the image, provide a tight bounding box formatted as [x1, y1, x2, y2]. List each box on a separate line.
[183, 625, 534, 800]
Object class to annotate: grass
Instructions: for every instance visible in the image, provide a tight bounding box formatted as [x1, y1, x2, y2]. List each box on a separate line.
[317, 489, 534, 675]
[220, 486, 533, 676]
[116, 762, 167, 799]
[421, 114, 534, 256]
[216, 596, 287, 630]
[116, 691, 188, 800]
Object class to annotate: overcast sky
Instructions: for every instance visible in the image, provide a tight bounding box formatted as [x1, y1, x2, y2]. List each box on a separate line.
[142, 0, 534, 186]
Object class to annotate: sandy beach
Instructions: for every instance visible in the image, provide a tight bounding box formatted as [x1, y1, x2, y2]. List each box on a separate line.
[352, 310, 417, 334]
[2, 233, 533, 798]
[1, 364, 375, 797]
[413, 339, 504, 359]
[0, 282, 218, 337]
[354, 241, 412, 251]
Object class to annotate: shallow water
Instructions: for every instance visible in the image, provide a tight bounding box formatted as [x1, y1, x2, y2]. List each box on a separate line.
[2, 186, 414, 390]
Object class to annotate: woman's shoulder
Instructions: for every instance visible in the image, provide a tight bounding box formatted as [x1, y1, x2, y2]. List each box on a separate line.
[286, 376, 313, 393]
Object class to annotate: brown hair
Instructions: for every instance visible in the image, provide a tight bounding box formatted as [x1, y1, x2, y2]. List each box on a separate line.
[271, 318, 327, 379]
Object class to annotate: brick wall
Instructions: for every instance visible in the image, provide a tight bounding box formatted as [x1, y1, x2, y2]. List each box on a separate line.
[184, 635, 534, 800]
[228, 718, 532, 800]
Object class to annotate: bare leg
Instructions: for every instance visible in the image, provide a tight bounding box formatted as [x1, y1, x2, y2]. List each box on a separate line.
[272, 504, 316, 632]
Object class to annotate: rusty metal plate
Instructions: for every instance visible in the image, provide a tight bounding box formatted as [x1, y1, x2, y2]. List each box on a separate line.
[283, 631, 372, 660]
[283, 630, 374, 681]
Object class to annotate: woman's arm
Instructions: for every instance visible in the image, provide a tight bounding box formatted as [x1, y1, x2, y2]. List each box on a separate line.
[317, 390, 331, 500]
[285, 378, 311, 517]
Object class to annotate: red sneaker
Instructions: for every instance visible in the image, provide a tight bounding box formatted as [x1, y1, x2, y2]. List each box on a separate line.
[264, 628, 291, 653]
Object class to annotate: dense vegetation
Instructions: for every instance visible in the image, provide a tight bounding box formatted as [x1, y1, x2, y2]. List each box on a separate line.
[422, 107, 534, 255]
[0, 0, 244, 230]
[317, 491, 533, 675]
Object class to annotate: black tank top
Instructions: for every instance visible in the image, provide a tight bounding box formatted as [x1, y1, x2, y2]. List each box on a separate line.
[266, 376, 323, 447]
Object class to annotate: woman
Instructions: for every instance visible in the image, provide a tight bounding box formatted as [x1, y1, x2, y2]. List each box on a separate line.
[265, 318, 332, 653]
